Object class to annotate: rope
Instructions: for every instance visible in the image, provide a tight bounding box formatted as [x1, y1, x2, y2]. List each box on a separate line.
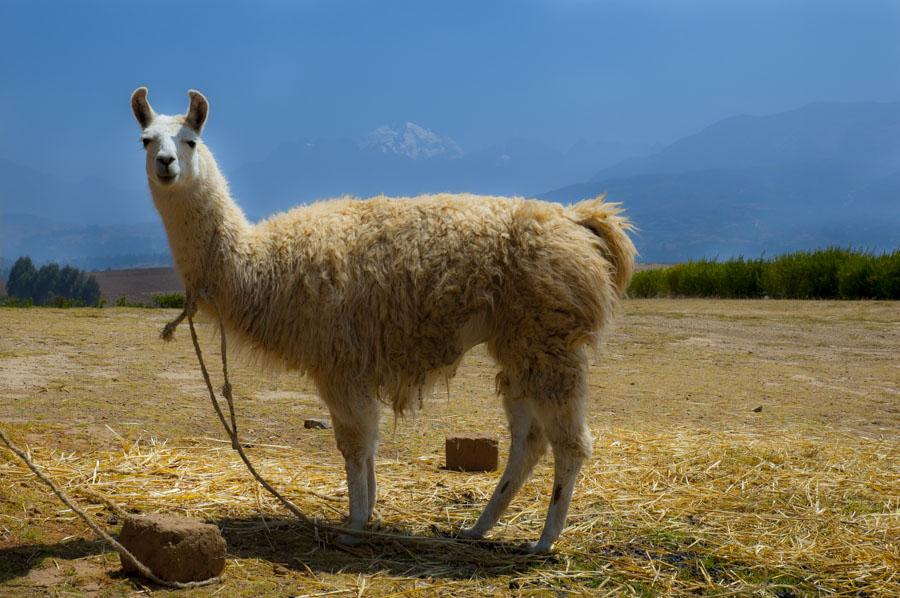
[0, 427, 221, 589]
[0, 295, 469, 591]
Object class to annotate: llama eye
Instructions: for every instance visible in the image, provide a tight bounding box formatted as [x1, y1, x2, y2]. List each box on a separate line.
[141, 138, 151, 148]
[185, 140, 196, 148]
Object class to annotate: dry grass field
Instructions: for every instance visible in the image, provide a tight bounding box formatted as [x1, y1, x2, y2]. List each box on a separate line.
[0, 300, 897, 596]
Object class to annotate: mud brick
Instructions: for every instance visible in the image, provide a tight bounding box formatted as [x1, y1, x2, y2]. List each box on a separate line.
[445, 435, 499, 472]
[118, 514, 226, 583]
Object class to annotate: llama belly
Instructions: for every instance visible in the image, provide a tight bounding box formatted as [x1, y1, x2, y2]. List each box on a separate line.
[374, 310, 490, 414]
[457, 310, 491, 352]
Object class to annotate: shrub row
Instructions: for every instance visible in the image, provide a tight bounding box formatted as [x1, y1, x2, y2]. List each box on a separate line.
[113, 293, 186, 308]
[629, 248, 900, 299]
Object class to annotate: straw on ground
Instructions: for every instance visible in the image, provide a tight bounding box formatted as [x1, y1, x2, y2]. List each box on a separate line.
[0, 299, 897, 596]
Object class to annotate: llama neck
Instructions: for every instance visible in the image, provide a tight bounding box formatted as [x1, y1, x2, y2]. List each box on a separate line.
[149, 147, 251, 297]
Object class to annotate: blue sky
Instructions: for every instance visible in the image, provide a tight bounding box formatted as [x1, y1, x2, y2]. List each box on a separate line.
[0, 0, 898, 186]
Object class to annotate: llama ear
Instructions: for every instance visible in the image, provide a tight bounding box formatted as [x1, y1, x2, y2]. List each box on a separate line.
[131, 87, 155, 129]
[185, 90, 209, 133]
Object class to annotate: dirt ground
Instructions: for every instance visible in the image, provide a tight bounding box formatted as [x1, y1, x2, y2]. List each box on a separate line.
[0, 300, 897, 596]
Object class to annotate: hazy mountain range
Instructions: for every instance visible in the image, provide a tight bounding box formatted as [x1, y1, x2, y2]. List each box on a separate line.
[543, 102, 900, 261]
[230, 126, 649, 219]
[0, 213, 171, 270]
[1, 101, 898, 267]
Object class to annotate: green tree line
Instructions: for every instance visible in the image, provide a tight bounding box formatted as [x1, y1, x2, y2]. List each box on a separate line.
[5, 257, 101, 306]
[629, 248, 900, 299]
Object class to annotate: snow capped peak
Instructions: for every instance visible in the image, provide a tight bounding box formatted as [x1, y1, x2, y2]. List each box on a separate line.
[362, 122, 464, 160]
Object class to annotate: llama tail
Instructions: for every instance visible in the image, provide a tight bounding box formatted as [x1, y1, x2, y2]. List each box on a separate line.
[568, 195, 637, 296]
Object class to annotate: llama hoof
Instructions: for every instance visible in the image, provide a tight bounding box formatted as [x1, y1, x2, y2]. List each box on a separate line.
[520, 540, 553, 555]
[335, 532, 365, 546]
[458, 526, 485, 540]
[160, 325, 176, 341]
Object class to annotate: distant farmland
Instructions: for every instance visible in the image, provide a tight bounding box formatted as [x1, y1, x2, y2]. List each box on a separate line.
[90, 267, 183, 304]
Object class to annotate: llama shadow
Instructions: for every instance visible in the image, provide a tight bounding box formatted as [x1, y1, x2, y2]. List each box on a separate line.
[0, 518, 552, 588]
[0, 538, 105, 584]
[215, 515, 554, 581]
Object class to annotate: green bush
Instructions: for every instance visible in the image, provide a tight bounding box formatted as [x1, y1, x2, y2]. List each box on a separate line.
[0, 296, 34, 307]
[628, 268, 669, 298]
[837, 254, 875, 299]
[114, 296, 148, 308]
[870, 254, 900, 299]
[113, 293, 186, 308]
[48, 297, 88, 308]
[629, 248, 900, 299]
[152, 293, 185, 309]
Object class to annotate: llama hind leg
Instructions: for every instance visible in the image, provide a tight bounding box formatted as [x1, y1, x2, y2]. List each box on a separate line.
[460, 390, 546, 539]
[525, 370, 592, 554]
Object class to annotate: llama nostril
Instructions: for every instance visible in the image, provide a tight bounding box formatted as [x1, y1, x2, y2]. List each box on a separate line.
[157, 155, 176, 167]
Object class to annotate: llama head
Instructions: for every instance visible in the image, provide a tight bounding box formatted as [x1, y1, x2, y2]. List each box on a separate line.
[131, 87, 209, 188]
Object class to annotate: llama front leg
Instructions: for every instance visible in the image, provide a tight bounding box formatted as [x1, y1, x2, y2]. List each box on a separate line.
[327, 396, 379, 545]
[460, 397, 546, 539]
[366, 452, 377, 520]
[160, 293, 197, 341]
[340, 441, 370, 542]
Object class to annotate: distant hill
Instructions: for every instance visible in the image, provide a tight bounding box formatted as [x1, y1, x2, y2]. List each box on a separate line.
[543, 102, 900, 261]
[231, 124, 648, 217]
[0, 159, 154, 227]
[0, 212, 171, 270]
[590, 102, 900, 180]
[91, 267, 183, 304]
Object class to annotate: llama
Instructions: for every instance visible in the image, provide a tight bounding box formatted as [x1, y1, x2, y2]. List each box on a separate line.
[131, 87, 636, 553]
